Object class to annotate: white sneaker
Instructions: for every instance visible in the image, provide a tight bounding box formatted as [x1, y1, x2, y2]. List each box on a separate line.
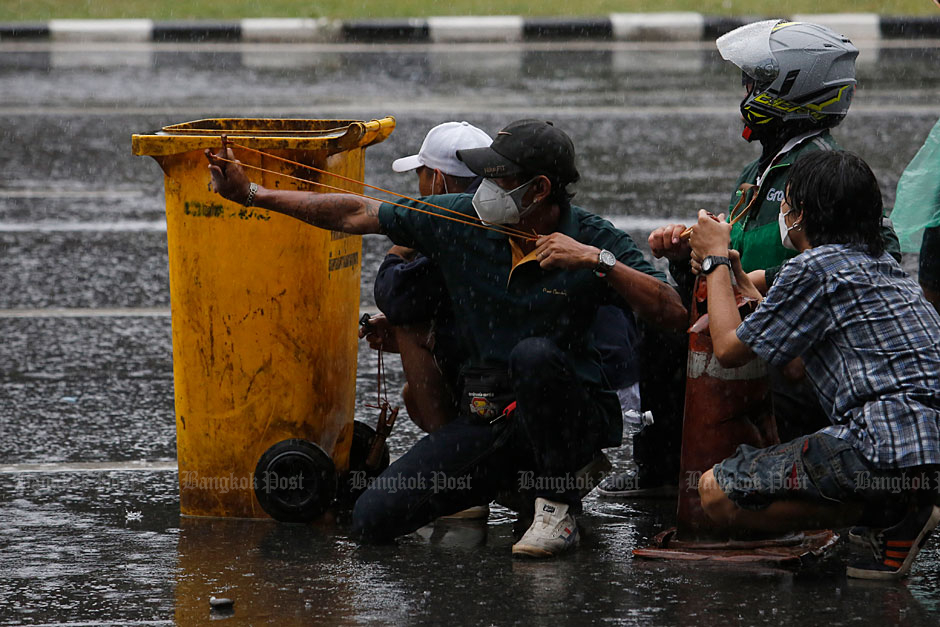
[511, 498, 579, 558]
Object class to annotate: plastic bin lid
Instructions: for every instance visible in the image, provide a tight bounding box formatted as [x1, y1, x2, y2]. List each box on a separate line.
[132, 117, 395, 157]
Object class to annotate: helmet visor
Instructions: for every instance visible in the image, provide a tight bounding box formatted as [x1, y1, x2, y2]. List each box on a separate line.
[716, 20, 781, 86]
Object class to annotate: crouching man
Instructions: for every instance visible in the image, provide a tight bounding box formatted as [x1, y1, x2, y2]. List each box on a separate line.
[207, 119, 687, 557]
[689, 150, 940, 579]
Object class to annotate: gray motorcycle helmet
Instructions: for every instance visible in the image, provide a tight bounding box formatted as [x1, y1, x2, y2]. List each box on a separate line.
[717, 20, 858, 130]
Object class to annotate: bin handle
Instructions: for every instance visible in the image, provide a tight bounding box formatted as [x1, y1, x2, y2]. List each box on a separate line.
[332, 118, 397, 152]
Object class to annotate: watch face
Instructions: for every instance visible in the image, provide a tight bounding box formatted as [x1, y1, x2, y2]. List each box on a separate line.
[599, 250, 616, 268]
[702, 257, 715, 273]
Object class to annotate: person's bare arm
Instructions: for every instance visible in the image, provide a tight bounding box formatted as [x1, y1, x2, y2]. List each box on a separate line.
[688, 210, 755, 367]
[387, 245, 417, 260]
[728, 250, 764, 303]
[533, 232, 688, 330]
[748, 269, 768, 295]
[205, 148, 382, 234]
[690, 245, 768, 301]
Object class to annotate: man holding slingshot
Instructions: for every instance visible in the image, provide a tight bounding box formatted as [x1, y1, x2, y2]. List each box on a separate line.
[207, 119, 687, 557]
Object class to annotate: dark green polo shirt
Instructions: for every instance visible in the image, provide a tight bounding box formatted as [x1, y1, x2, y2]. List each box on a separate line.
[378, 193, 667, 447]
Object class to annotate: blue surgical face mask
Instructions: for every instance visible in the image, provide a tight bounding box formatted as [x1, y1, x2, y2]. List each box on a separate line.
[471, 177, 538, 225]
[778, 208, 802, 251]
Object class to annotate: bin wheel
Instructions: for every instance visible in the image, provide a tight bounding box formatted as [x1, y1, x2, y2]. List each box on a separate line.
[254, 439, 337, 523]
[337, 421, 390, 507]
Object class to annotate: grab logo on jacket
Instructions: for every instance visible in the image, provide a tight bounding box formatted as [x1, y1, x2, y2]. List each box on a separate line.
[765, 188, 785, 203]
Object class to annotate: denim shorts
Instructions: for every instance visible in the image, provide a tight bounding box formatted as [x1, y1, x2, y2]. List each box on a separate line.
[711, 432, 930, 519]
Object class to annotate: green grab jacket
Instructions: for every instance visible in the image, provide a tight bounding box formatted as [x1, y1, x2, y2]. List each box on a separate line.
[728, 130, 901, 285]
[669, 130, 900, 299]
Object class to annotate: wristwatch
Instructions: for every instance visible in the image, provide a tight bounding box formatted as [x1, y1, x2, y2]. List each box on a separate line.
[244, 182, 259, 207]
[594, 249, 617, 277]
[701, 255, 732, 275]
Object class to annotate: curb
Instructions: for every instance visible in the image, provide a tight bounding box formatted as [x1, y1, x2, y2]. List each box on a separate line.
[1, 14, 939, 43]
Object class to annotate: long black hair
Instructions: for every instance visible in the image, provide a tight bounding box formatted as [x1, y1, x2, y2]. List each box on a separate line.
[785, 150, 885, 257]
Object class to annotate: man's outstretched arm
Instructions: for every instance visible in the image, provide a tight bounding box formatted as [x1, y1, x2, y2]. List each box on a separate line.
[206, 148, 383, 235]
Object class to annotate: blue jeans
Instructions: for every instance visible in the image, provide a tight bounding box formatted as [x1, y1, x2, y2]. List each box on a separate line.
[713, 431, 938, 526]
[351, 337, 611, 542]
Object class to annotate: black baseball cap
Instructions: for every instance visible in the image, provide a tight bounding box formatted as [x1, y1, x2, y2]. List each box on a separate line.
[456, 119, 580, 186]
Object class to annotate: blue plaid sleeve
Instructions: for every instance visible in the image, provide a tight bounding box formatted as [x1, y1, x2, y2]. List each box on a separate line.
[736, 256, 830, 367]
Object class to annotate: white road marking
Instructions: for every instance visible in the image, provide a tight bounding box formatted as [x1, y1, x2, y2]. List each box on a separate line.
[0, 189, 145, 199]
[0, 460, 177, 474]
[1, 103, 936, 116]
[0, 306, 380, 319]
[0, 220, 166, 232]
[0, 308, 171, 318]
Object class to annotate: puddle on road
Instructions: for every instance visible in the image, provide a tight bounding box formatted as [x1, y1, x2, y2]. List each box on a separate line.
[1, 462, 939, 625]
[2, 291, 940, 624]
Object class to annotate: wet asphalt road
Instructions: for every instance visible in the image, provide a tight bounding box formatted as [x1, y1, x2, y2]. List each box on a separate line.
[1, 39, 939, 625]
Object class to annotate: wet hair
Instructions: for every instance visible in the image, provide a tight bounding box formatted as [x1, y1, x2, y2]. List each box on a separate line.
[785, 151, 885, 257]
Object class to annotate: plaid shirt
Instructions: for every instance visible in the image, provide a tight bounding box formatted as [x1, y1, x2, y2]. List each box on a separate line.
[737, 244, 940, 468]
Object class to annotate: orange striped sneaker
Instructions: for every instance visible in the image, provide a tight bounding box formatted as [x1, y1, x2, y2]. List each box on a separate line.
[846, 504, 940, 580]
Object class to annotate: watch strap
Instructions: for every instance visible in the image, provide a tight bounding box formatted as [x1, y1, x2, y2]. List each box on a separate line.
[244, 182, 259, 207]
[702, 255, 732, 275]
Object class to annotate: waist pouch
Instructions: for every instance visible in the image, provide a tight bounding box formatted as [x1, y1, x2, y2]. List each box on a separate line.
[461, 367, 515, 424]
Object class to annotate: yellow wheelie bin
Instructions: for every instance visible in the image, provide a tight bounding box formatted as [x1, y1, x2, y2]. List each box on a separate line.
[132, 117, 395, 520]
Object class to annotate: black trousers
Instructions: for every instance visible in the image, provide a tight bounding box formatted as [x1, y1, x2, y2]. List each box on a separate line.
[351, 337, 608, 542]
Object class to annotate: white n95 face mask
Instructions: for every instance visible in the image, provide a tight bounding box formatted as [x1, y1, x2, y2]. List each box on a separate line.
[778, 209, 802, 251]
[471, 177, 538, 225]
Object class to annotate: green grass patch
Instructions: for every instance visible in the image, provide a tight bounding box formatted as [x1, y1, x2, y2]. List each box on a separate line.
[0, 0, 935, 21]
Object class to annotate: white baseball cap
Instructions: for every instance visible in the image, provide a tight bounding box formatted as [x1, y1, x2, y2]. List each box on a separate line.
[392, 121, 493, 178]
